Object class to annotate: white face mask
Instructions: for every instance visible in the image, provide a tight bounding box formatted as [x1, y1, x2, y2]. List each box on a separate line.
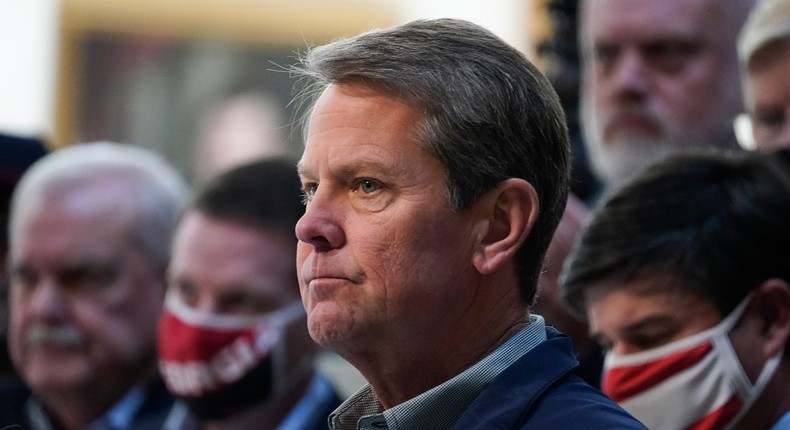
[602, 293, 782, 430]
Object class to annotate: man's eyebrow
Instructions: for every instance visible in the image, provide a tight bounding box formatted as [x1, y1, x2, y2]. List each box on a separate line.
[616, 315, 674, 337]
[297, 159, 395, 181]
[296, 162, 313, 180]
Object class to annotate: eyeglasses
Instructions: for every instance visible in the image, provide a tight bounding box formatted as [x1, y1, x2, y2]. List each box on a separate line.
[734, 109, 790, 151]
[733, 113, 756, 151]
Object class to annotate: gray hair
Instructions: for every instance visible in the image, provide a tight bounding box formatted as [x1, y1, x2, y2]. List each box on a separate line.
[739, 0, 790, 69]
[292, 18, 570, 304]
[10, 142, 188, 271]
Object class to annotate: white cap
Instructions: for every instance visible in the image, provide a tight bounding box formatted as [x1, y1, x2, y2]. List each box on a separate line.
[738, 0, 790, 68]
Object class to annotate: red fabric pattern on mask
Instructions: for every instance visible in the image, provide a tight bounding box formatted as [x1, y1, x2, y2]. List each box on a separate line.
[603, 341, 713, 402]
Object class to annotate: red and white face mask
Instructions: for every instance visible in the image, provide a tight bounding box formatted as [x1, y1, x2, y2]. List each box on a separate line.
[602, 293, 782, 430]
[157, 292, 304, 420]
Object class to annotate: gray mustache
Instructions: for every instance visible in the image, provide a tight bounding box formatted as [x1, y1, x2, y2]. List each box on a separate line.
[25, 324, 85, 348]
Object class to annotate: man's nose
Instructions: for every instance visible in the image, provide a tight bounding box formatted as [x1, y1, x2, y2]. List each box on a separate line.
[608, 51, 651, 103]
[295, 188, 346, 252]
[25, 279, 69, 322]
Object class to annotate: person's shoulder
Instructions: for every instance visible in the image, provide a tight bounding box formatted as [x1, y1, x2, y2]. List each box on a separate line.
[517, 333, 646, 428]
[0, 376, 32, 428]
[523, 372, 647, 429]
[454, 331, 646, 429]
[128, 376, 178, 430]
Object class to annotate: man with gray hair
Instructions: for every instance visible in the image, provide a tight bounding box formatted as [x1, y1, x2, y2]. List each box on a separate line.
[738, 0, 790, 150]
[3, 142, 186, 430]
[293, 18, 645, 429]
[579, 0, 755, 190]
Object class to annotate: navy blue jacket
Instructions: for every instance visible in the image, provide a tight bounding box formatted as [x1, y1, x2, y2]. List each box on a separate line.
[454, 329, 647, 429]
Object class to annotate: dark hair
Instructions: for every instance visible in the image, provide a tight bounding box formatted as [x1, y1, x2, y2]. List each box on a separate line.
[1, 134, 48, 253]
[189, 157, 304, 233]
[562, 149, 790, 322]
[292, 18, 570, 304]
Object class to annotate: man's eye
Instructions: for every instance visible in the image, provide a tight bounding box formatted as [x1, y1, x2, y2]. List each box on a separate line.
[10, 267, 36, 290]
[754, 109, 786, 129]
[174, 282, 199, 308]
[593, 336, 613, 353]
[352, 179, 382, 195]
[358, 179, 380, 194]
[60, 266, 118, 291]
[593, 45, 617, 68]
[301, 183, 317, 204]
[645, 41, 697, 73]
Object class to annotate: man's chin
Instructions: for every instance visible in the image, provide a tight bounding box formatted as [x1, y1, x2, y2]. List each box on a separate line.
[24, 368, 94, 395]
[591, 136, 677, 187]
[21, 349, 93, 386]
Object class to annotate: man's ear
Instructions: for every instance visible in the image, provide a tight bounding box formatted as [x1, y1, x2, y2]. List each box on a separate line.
[751, 278, 790, 357]
[471, 178, 539, 274]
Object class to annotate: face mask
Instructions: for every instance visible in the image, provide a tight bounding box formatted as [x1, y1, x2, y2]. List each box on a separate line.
[158, 292, 304, 420]
[601, 293, 782, 430]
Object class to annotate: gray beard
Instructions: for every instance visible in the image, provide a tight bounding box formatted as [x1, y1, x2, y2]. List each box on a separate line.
[581, 113, 741, 190]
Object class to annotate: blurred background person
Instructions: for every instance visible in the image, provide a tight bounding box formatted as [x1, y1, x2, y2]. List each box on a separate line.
[538, 0, 601, 204]
[737, 0, 790, 151]
[579, 0, 756, 191]
[5, 142, 186, 430]
[561, 150, 790, 429]
[159, 157, 343, 430]
[193, 89, 291, 184]
[0, 132, 48, 423]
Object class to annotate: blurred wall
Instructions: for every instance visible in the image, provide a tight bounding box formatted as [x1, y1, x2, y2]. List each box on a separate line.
[0, 1, 59, 140]
[0, 0, 539, 145]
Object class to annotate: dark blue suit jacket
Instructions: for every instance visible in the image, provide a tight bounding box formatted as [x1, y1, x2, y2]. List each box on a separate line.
[454, 328, 647, 429]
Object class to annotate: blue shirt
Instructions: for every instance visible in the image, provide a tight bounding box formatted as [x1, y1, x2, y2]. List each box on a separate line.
[27, 384, 147, 430]
[94, 385, 146, 430]
[162, 372, 341, 430]
[279, 373, 341, 430]
[772, 411, 790, 430]
[328, 315, 548, 430]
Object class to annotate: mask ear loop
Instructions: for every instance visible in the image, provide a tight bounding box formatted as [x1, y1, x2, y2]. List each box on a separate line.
[723, 294, 785, 430]
[727, 351, 783, 430]
[260, 301, 313, 397]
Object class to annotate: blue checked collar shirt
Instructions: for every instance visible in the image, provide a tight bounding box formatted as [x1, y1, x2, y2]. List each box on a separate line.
[328, 314, 548, 430]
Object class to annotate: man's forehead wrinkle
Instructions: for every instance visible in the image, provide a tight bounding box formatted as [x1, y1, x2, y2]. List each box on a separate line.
[297, 149, 405, 188]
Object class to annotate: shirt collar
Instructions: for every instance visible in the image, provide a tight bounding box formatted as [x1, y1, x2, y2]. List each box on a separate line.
[89, 385, 147, 430]
[27, 384, 148, 430]
[770, 409, 790, 430]
[329, 315, 547, 430]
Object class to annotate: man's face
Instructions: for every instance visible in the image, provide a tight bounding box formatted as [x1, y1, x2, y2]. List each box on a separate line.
[745, 39, 790, 150]
[167, 211, 312, 373]
[585, 278, 722, 356]
[296, 83, 481, 355]
[169, 211, 300, 316]
[8, 187, 165, 395]
[580, 0, 742, 186]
